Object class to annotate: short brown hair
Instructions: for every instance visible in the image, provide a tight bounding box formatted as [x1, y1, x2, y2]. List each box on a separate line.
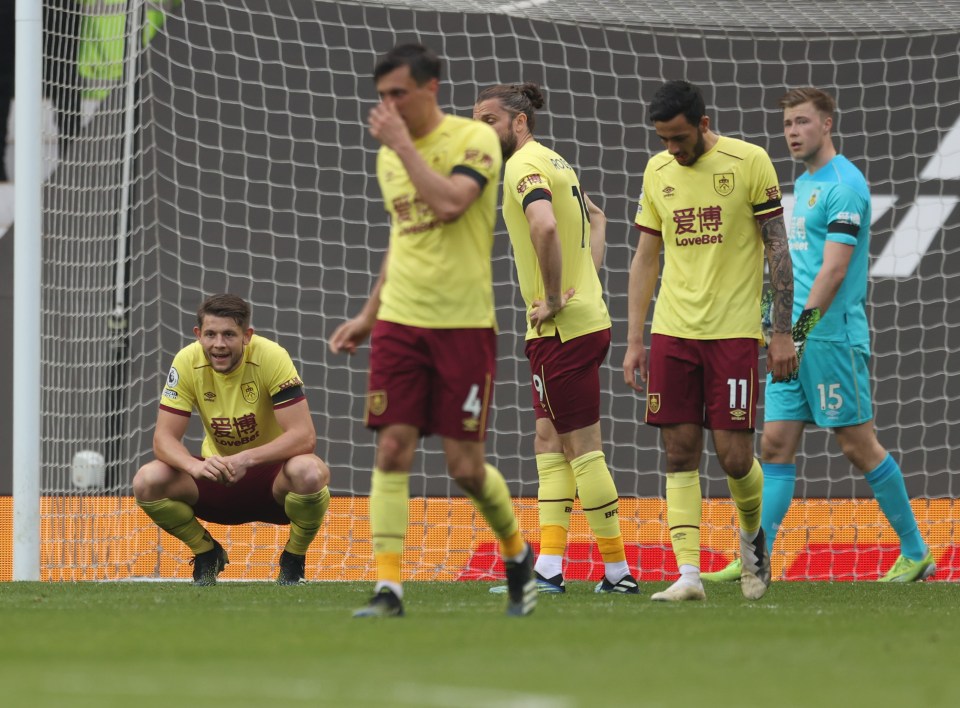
[196, 294, 251, 329]
[778, 87, 836, 115]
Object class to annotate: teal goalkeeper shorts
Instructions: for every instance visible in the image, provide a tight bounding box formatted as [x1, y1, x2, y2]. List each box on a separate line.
[764, 338, 873, 428]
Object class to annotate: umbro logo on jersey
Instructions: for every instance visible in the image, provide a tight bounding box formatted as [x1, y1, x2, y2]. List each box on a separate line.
[204, 392, 216, 401]
[662, 186, 675, 197]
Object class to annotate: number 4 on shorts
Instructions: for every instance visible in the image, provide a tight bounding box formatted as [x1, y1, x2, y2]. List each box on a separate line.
[462, 384, 483, 418]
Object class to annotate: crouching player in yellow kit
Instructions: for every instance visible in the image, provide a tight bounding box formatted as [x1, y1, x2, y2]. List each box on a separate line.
[133, 294, 331, 585]
[475, 83, 638, 594]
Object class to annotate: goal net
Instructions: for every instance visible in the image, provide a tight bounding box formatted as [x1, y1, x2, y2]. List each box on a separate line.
[16, 0, 960, 582]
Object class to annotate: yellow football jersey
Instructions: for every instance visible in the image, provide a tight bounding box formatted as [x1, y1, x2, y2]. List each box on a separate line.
[376, 114, 502, 329]
[635, 135, 783, 340]
[160, 335, 305, 458]
[502, 141, 610, 341]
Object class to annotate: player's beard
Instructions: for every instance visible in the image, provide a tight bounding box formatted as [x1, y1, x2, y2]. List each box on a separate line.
[680, 131, 707, 167]
[500, 130, 518, 160]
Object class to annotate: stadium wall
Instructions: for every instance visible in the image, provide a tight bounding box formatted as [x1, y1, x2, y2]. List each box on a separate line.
[2, 495, 959, 582]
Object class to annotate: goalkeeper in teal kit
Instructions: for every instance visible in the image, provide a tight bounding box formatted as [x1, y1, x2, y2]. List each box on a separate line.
[706, 87, 934, 583]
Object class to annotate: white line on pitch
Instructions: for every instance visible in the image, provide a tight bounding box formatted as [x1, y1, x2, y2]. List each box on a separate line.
[392, 682, 576, 708]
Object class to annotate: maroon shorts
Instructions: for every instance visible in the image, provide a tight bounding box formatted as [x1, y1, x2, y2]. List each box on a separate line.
[365, 320, 496, 441]
[525, 328, 611, 435]
[193, 461, 289, 525]
[645, 334, 759, 430]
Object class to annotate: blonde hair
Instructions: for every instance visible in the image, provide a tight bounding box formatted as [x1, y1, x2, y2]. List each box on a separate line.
[778, 87, 836, 115]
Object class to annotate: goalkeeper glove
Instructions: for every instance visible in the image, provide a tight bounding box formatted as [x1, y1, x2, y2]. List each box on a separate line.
[788, 307, 822, 380]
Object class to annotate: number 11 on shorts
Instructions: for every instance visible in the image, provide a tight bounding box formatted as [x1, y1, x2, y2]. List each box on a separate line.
[727, 378, 748, 409]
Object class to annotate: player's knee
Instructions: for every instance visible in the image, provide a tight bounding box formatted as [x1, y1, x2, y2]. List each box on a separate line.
[376, 432, 416, 471]
[718, 451, 753, 479]
[284, 455, 329, 492]
[132, 461, 172, 501]
[446, 459, 484, 495]
[760, 435, 789, 463]
[534, 431, 562, 456]
[838, 436, 885, 472]
[665, 448, 699, 472]
[314, 457, 331, 488]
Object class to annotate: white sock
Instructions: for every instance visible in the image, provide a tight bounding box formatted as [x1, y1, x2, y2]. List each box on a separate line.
[604, 560, 630, 582]
[535, 553, 563, 579]
[679, 564, 701, 585]
[374, 580, 403, 599]
[740, 527, 760, 544]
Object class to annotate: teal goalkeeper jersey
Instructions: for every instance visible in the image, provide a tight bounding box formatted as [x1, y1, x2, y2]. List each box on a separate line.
[788, 155, 871, 347]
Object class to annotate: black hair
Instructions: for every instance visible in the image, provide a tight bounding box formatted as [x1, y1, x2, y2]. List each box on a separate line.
[649, 80, 706, 126]
[373, 43, 442, 85]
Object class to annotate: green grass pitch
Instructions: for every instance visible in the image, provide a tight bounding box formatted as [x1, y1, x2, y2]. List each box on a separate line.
[1, 580, 958, 707]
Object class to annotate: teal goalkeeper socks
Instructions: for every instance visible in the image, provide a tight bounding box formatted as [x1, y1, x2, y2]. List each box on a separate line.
[865, 454, 927, 561]
[761, 463, 796, 554]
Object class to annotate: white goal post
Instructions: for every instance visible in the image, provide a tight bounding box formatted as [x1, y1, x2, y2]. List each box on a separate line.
[10, 0, 960, 582]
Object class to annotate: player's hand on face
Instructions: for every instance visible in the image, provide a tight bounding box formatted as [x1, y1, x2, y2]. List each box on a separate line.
[529, 288, 574, 335]
[368, 101, 409, 150]
[767, 331, 798, 382]
[622, 341, 648, 393]
[328, 316, 373, 355]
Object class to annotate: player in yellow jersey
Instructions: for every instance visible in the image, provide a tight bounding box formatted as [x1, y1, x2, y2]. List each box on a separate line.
[133, 294, 331, 585]
[328, 44, 535, 618]
[623, 80, 797, 601]
[474, 82, 638, 595]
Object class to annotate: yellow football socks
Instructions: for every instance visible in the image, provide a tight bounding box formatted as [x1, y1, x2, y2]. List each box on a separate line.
[728, 458, 763, 534]
[469, 464, 524, 559]
[136, 498, 213, 554]
[666, 470, 702, 569]
[536, 452, 576, 556]
[571, 451, 621, 540]
[283, 487, 330, 555]
[572, 451, 628, 573]
[370, 468, 409, 585]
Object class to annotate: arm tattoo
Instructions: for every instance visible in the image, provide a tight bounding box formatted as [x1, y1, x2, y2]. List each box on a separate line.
[761, 215, 794, 334]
